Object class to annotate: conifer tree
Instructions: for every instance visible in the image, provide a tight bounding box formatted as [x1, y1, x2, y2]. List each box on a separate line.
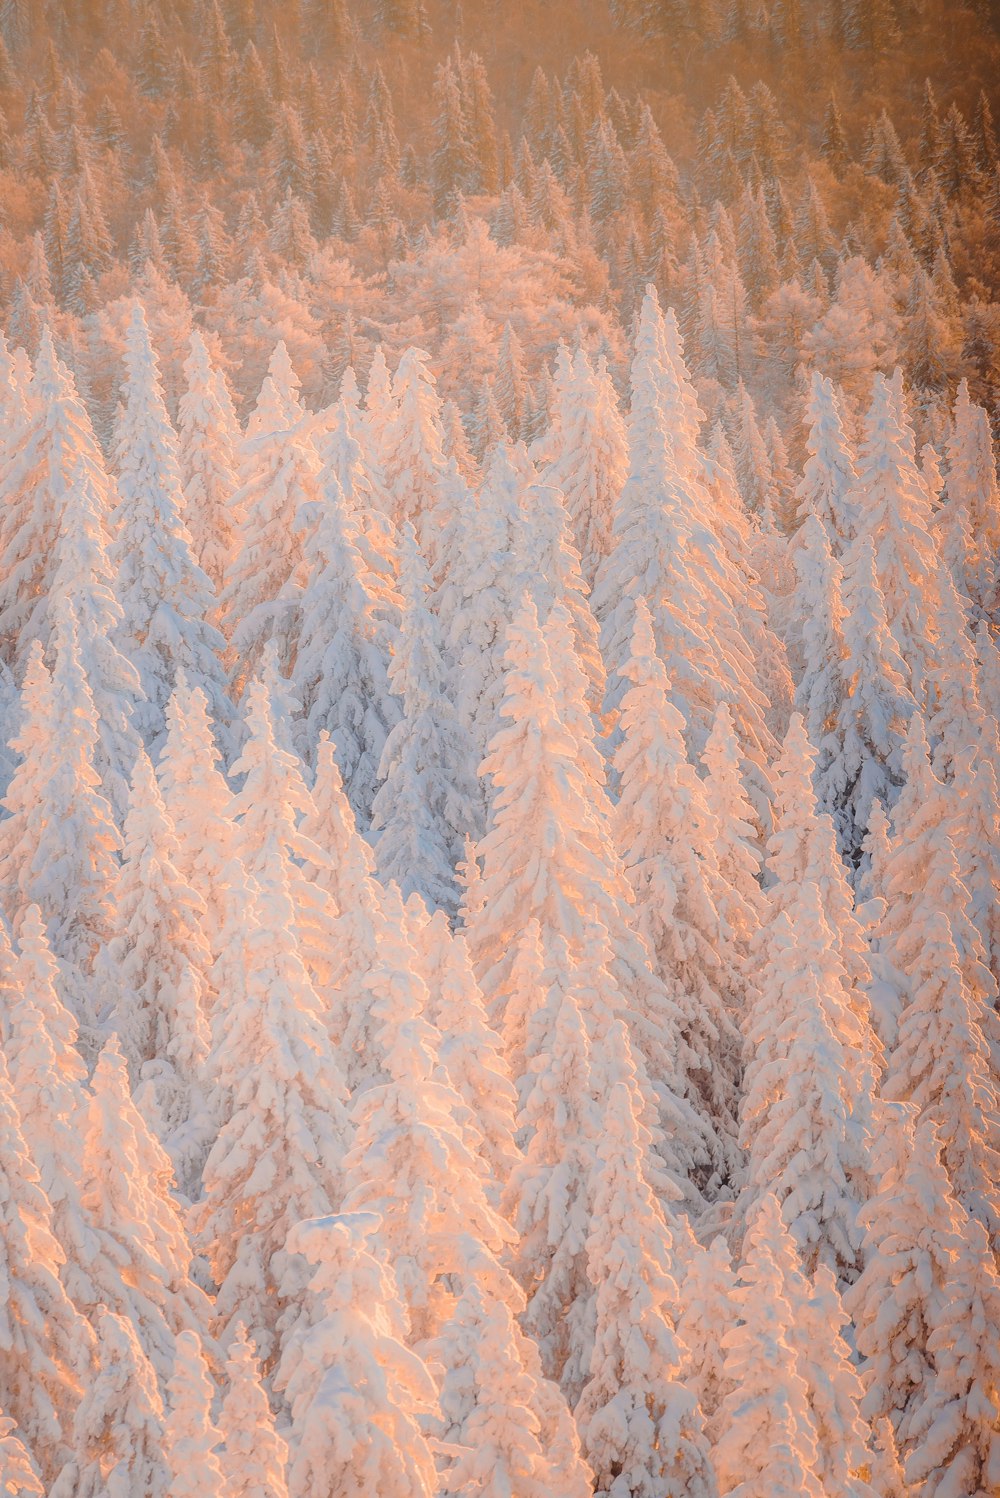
[297, 733, 390, 1087]
[4, 907, 96, 1314]
[380, 346, 448, 538]
[575, 1027, 717, 1498]
[880, 788, 1000, 1240]
[420, 910, 520, 1195]
[0, 611, 119, 1022]
[194, 863, 350, 1368]
[764, 714, 881, 1085]
[714, 1195, 824, 1498]
[844, 372, 945, 712]
[937, 381, 1000, 619]
[0, 331, 141, 819]
[0, 1045, 92, 1478]
[700, 701, 767, 970]
[219, 1326, 289, 1498]
[176, 330, 241, 599]
[740, 883, 875, 1279]
[371, 524, 479, 913]
[437, 1285, 592, 1498]
[542, 347, 627, 587]
[848, 1108, 1000, 1491]
[677, 1237, 737, 1445]
[157, 673, 240, 977]
[470, 593, 714, 1195]
[162, 1333, 224, 1498]
[292, 465, 399, 819]
[902, 1196, 1000, 1497]
[49, 1308, 169, 1498]
[340, 885, 513, 1344]
[835, 536, 915, 858]
[274, 1213, 439, 1498]
[792, 513, 850, 822]
[80, 1036, 212, 1385]
[101, 747, 213, 1193]
[228, 671, 338, 997]
[445, 442, 531, 761]
[112, 301, 230, 754]
[614, 597, 743, 1163]
[223, 343, 320, 690]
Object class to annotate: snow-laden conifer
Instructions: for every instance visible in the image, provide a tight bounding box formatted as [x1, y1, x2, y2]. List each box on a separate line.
[372, 523, 479, 911]
[714, 1195, 824, 1498]
[0, 609, 119, 1024]
[49, 1308, 168, 1498]
[219, 1326, 289, 1498]
[112, 301, 231, 755]
[176, 329, 241, 598]
[101, 746, 213, 1191]
[80, 1036, 213, 1384]
[292, 465, 399, 818]
[274, 1212, 438, 1498]
[0, 1045, 92, 1477]
[542, 346, 627, 587]
[340, 885, 514, 1343]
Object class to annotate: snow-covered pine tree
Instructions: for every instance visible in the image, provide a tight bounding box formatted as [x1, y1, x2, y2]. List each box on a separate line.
[274, 1212, 439, 1498]
[835, 535, 915, 858]
[218, 1325, 289, 1498]
[848, 1108, 1000, 1492]
[79, 1035, 213, 1385]
[574, 1024, 717, 1498]
[176, 329, 241, 601]
[700, 700, 767, 977]
[111, 301, 231, 755]
[156, 673, 240, 979]
[436, 1285, 592, 1498]
[49, 1307, 169, 1498]
[314, 393, 400, 625]
[4, 907, 97, 1314]
[542, 346, 628, 587]
[228, 671, 338, 995]
[763, 712, 882, 1092]
[740, 886, 874, 1281]
[371, 523, 480, 912]
[676, 1236, 737, 1445]
[419, 909, 520, 1195]
[0, 1045, 92, 1480]
[525, 480, 607, 730]
[614, 595, 743, 1169]
[292, 463, 399, 819]
[0, 608, 119, 1027]
[222, 342, 320, 691]
[193, 861, 350, 1369]
[948, 739, 1000, 986]
[791, 512, 850, 818]
[163, 1332, 224, 1498]
[0, 328, 141, 818]
[793, 371, 858, 551]
[880, 794, 1000, 1240]
[843, 371, 946, 713]
[714, 1194, 824, 1498]
[594, 287, 776, 823]
[100, 746, 213, 1195]
[445, 441, 531, 764]
[902, 1178, 1000, 1497]
[340, 884, 514, 1344]
[469, 592, 716, 1198]
[937, 378, 1000, 618]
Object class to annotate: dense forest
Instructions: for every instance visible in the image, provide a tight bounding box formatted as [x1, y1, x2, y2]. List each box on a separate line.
[0, 1, 998, 1495]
